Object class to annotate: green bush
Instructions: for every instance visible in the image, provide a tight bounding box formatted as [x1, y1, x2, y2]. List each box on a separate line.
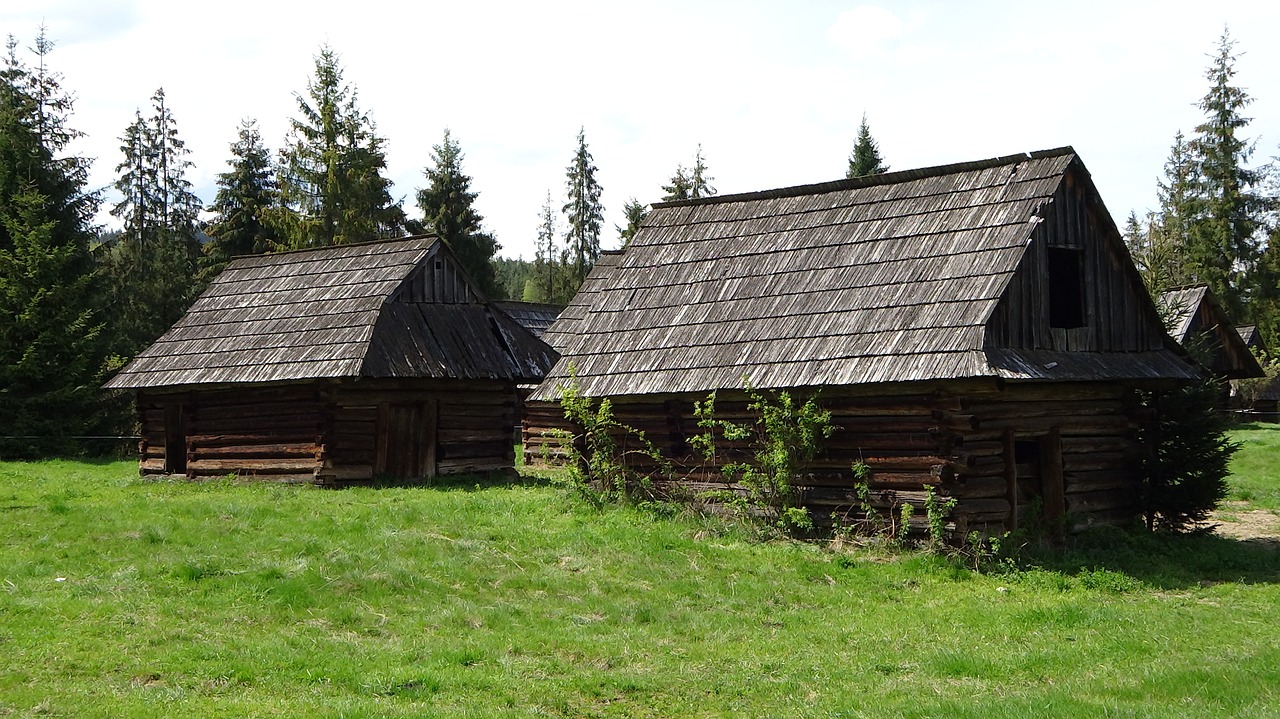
[1139, 379, 1238, 532]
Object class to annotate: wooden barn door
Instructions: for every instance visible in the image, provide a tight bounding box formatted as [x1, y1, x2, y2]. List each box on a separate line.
[375, 400, 438, 480]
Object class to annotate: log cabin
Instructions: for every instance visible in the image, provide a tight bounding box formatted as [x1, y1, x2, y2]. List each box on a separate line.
[524, 148, 1201, 537]
[105, 236, 556, 484]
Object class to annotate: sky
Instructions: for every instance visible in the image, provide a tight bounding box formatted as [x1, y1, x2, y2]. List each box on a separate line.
[3, 0, 1279, 260]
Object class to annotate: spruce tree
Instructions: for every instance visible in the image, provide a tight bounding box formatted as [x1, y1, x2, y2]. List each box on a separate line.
[0, 32, 96, 253]
[846, 113, 889, 179]
[617, 198, 648, 247]
[661, 145, 716, 203]
[104, 88, 203, 356]
[276, 46, 404, 248]
[661, 165, 692, 202]
[689, 144, 716, 199]
[0, 31, 113, 453]
[1186, 28, 1265, 322]
[416, 129, 500, 295]
[202, 119, 279, 280]
[1152, 131, 1197, 286]
[527, 191, 562, 303]
[0, 189, 103, 453]
[562, 127, 603, 287]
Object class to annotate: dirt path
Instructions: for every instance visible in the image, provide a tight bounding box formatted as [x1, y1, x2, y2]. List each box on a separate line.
[1211, 501, 1280, 545]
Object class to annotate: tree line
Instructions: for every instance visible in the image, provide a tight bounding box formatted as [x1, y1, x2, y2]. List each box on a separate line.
[1124, 29, 1280, 351]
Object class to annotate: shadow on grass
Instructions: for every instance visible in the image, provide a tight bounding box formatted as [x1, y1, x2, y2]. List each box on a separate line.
[1010, 524, 1280, 590]
[357, 468, 558, 493]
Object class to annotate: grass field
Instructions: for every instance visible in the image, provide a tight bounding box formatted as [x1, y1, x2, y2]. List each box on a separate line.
[1226, 423, 1280, 509]
[1, 428, 1279, 717]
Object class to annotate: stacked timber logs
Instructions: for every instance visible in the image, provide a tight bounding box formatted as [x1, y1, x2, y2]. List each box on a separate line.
[523, 382, 1153, 538]
[137, 401, 168, 476]
[138, 386, 326, 483]
[139, 379, 523, 486]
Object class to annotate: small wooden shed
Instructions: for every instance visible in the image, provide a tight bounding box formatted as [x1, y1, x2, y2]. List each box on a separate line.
[105, 236, 556, 484]
[1158, 285, 1263, 380]
[525, 148, 1200, 535]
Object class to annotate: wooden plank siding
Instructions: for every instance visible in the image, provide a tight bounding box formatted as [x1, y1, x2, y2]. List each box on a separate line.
[983, 178, 1168, 355]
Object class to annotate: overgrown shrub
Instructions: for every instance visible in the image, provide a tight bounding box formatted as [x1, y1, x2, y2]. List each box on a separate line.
[546, 372, 667, 507]
[1139, 379, 1238, 532]
[690, 386, 833, 534]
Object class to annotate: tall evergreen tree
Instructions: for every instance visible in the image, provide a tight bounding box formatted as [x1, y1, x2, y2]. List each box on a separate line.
[201, 119, 279, 280]
[617, 198, 648, 247]
[1185, 29, 1266, 322]
[416, 129, 500, 295]
[562, 127, 603, 287]
[527, 191, 564, 304]
[104, 88, 203, 356]
[1153, 131, 1197, 284]
[0, 31, 113, 452]
[846, 113, 889, 179]
[662, 145, 717, 202]
[276, 46, 404, 248]
[0, 32, 96, 252]
[661, 165, 692, 202]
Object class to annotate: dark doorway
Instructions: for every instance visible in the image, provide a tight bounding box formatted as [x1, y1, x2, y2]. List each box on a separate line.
[164, 403, 187, 475]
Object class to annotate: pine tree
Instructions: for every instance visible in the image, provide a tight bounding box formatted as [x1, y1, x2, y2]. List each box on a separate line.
[0, 188, 103, 453]
[416, 129, 500, 295]
[0, 31, 96, 253]
[527, 191, 562, 303]
[562, 127, 603, 287]
[1152, 131, 1197, 285]
[661, 145, 717, 203]
[1186, 28, 1266, 322]
[661, 165, 692, 202]
[104, 88, 203, 355]
[201, 119, 279, 280]
[846, 113, 889, 179]
[0, 31, 113, 453]
[617, 198, 648, 247]
[276, 46, 404, 248]
[689, 144, 716, 199]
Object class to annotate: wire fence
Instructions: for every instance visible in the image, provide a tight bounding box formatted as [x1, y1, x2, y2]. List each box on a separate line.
[0, 436, 140, 460]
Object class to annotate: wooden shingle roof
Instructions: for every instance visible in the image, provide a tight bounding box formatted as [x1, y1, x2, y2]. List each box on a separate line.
[1158, 285, 1263, 379]
[532, 148, 1194, 400]
[106, 236, 556, 389]
[493, 302, 563, 338]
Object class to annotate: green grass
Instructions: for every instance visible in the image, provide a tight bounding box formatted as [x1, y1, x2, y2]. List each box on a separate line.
[1227, 422, 1280, 508]
[1, 436, 1279, 718]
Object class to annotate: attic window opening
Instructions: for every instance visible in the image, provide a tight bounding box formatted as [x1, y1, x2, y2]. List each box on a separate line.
[1047, 247, 1085, 329]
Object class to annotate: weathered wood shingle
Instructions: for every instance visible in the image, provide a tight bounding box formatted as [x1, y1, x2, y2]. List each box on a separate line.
[106, 236, 556, 389]
[1158, 285, 1263, 379]
[532, 148, 1195, 400]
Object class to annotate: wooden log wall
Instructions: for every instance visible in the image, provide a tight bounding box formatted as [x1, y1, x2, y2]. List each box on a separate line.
[138, 385, 325, 483]
[140, 378, 522, 486]
[318, 379, 519, 485]
[524, 380, 1152, 538]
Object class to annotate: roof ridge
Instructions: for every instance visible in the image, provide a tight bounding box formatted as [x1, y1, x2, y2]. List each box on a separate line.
[652, 146, 1077, 210]
[227, 234, 439, 262]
